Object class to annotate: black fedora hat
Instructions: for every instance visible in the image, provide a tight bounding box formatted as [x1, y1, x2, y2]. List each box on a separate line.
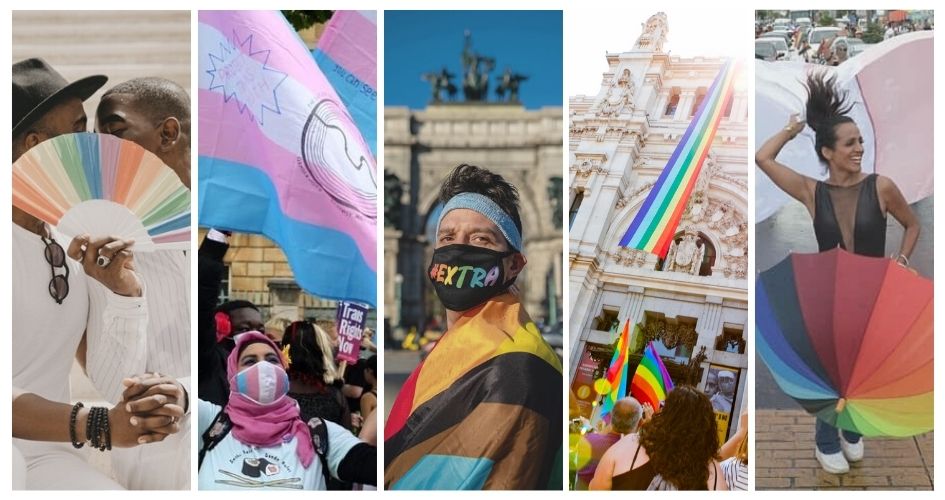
[13, 58, 107, 137]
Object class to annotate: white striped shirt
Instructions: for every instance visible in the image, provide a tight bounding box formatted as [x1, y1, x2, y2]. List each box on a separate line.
[86, 249, 190, 403]
[720, 457, 749, 491]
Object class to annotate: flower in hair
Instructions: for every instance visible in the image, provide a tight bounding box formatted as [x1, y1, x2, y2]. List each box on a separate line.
[281, 345, 292, 368]
[214, 312, 231, 342]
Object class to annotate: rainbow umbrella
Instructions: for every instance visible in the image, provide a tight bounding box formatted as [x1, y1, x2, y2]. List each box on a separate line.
[756, 248, 932, 436]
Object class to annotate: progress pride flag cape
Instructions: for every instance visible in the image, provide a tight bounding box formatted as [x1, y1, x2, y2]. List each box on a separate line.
[198, 11, 377, 306]
[384, 294, 562, 490]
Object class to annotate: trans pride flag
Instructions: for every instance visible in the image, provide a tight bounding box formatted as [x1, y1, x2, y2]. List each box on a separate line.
[198, 11, 377, 306]
[630, 341, 674, 411]
[620, 60, 738, 257]
[313, 10, 377, 155]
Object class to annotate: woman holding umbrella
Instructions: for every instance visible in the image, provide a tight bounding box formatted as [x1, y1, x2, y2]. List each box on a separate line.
[755, 71, 920, 474]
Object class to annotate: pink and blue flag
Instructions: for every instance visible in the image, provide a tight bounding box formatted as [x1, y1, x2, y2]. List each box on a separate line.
[313, 10, 377, 155]
[198, 10, 377, 306]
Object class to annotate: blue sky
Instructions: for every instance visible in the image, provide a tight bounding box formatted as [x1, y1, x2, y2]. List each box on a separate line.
[385, 10, 563, 109]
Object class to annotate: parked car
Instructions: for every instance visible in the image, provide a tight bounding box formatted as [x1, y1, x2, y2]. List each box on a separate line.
[760, 30, 792, 47]
[755, 39, 780, 61]
[806, 26, 841, 62]
[761, 37, 790, 59]
[831, 36, 867, 59]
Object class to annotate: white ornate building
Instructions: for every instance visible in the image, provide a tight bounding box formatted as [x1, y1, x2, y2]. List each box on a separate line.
[567, 13, 749, 440]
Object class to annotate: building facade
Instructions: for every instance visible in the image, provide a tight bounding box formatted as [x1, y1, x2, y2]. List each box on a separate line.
[384, 103, 564, 334]
[567, 13, 749, 440]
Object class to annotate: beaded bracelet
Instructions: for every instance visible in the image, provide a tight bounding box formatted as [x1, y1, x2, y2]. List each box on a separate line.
[85, 407, 112, 451]
[69, 402, 84, 449]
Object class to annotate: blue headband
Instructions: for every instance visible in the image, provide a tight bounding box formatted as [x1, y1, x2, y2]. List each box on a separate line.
[436, 192, 523, 251]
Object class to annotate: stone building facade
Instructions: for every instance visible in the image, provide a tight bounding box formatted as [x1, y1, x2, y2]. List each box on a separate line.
[384, 104, 564, 333]
[567, 13, 749, 440]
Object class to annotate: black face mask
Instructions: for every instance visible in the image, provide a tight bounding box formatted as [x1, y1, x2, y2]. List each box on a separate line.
[428, 244, 516, 311]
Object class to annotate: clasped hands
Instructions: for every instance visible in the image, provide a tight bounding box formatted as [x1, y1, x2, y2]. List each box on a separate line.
[110, 373, 187, 447]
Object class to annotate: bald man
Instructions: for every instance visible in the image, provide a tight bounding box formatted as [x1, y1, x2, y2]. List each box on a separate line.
[575, 398, 646, 490]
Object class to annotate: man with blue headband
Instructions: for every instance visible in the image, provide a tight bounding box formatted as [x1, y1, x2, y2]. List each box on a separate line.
[385, 164, 563, 490]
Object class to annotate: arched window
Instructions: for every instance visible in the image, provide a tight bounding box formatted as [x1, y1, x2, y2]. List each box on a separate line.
[722, 93, 735, 119]
[664, 88, 680, 116]
[690, 87, 707, 117]
[569, 190, 584, 229]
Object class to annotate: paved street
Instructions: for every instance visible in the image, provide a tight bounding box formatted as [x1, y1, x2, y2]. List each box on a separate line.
[383, 349, 422, 417]
[756, 410, 933, 490]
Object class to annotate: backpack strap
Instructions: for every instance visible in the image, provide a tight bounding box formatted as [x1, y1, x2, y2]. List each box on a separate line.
[306, 417, 331, 485]
[198, 410, 232, 470]
[198, 410, 331, 485]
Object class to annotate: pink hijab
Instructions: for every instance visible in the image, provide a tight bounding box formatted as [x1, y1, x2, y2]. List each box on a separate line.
[226, 331, 314, 468]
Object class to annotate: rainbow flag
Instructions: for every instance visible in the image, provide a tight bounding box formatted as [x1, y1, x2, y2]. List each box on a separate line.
[384, 294, 562, 490]
[619, 60, 738, 257]
[198, 11, 376, 306]
[599, 320, 632, 420]
[313, 11, 377, 155]
[630, 341, 675, 410]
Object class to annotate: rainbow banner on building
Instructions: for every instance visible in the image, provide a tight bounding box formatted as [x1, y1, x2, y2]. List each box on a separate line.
[313, 11, 377, 155]
[630, 341, 675, 410]
[198, 11, 377, 306]
[619, 60, 738, 257]
[599, 320, 632, 421]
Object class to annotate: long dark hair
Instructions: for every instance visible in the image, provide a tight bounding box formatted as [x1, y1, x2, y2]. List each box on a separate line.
[805, 71, 854, 164]
[281, 320, 338, 386]
[639, 385, 719, 490]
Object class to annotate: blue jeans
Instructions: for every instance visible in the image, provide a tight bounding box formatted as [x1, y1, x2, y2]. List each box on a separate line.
[816, 418, 862, 454]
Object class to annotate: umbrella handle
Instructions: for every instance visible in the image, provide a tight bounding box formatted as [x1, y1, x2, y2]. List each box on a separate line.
[835, 398, 847, 413]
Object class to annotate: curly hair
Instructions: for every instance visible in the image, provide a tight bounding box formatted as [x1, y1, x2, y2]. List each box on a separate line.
[639, 385, 720, 490]
[281, 320, 339, 386]
[438, 164, 523, 236]
[804, 71, 855, 164]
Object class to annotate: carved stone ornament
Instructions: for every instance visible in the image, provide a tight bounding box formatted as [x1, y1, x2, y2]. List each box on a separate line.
[596, 69, 636, 117]
[642, 317, 697, 351]
[613, 246, 649, 268]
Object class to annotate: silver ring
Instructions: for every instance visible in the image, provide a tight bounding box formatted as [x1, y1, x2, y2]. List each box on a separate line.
[96, 255, 112, 268]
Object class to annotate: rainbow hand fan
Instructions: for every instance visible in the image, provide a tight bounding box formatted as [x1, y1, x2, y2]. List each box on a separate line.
[13, 133, 190, 251]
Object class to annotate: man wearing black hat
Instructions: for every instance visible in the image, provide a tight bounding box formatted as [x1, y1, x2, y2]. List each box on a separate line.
[12, 58, 105, 162]
[11, 59, 177, 490]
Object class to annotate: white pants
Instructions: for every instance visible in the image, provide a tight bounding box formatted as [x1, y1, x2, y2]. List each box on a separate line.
[15, 439, 123, 490]
[110, 416, 191, 489]
[12, 444, 27, 490]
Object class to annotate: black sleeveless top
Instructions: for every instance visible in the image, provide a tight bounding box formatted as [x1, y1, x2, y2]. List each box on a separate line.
[611, 443, 719, 490]
[813, 173, 886, 257]
[611, 443, 656, 490]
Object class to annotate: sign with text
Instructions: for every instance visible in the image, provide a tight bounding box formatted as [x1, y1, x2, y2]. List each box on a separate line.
[335, 302, 368, 364]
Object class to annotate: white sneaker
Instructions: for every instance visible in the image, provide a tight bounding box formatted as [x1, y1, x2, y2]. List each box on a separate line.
[815, 448, 850, 474]
[841, 438, 864, 462]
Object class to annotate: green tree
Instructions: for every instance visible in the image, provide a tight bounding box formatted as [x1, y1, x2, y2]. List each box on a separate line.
[818, 14, 835, 27]
[861, 22, 884, 44]
[282, 11, 333, 32]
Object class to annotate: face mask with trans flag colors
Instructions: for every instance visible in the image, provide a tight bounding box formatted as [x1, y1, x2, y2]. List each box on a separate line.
[428, 244, 516, 312]
[230, 360, 290, 406]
